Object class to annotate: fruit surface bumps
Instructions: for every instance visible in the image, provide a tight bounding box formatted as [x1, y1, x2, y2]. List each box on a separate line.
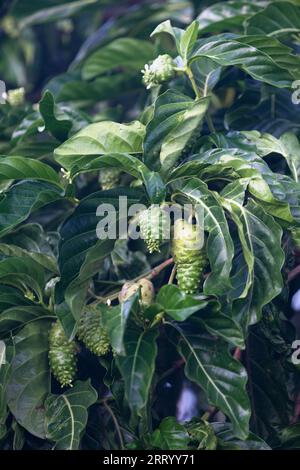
[48, 321, 77, 387]
[172, 219, 207, 294]
[142, 54, 175, 89]
[138, 205, 169, 253]
[77, 307, 110, 356]
[119, 278, 155, 307]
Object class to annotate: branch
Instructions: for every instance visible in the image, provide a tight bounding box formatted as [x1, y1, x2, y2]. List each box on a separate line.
[288, 264, 300, 282]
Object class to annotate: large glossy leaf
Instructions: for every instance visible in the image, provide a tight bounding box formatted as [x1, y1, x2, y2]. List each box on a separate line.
[251, 131, 300, 183]
[18, 0, 99, 29]
[143, 90, 209, 171]
[54, 120, 145, 169]
[0, 256, 46, 302]
[172, 323, 250, 439]
[176, 178, 234, 296]
[45, 380, 97, 450]
[56, 187, 144, 320]
[190, 34, 300, 87]
[156, 284, 219, 321]
[150, 417, 189, 450]
[246, 326, 292, 444]
[67, 153, 166, 204]
[222, 199, 284, 329]
[115, 324, 158, 417]
[0, 180, 63, 238]
[102, 292, 139, 356]
[213, 423, 271, 450]
[0, 156, 62, 187]
[6, 319, 52, 438]
[82, 38, 155, 80]
[39, 90, 90, 141]
[196, 1, 264, 34]
[246, 1, 300, 36]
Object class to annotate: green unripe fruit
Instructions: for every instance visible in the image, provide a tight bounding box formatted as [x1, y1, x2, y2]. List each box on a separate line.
[99, 168, 121, 190]
[138, 205, 169, 253]
[77, 307, 110, 356]
[119, 278, 155, 307]
[142, 54, 175, 89]
[49, 321, 77, 387]
[172, 219, 207, 294]
[291, 227, 300, 249]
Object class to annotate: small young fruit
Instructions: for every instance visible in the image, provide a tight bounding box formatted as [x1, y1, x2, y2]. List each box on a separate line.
[138, 205, 169, 253]
[99, 168, 121, 190]
[48, 321, 77, 387]
[172, 219, 207, 294]
[77, 307, 110, 356]
[142, 55, 175, 89]
[119, 278, 155, 307]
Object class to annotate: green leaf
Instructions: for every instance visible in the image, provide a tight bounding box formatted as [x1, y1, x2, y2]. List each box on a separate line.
[56, 188, 143, 320]
[150, 20, 184, 53]
[82, 38, 155, 80]
[7, 319, 52, 438]
[197, 1, 263, 34]
[156, 284, 219, 321]
[143, 90, 209, 171]
[67, 153, 166, 204]
[177, 178, 234, 296]
[222, 199, 284, 328]
[191, 312, 245, 349]
[18, 0, 99, 29]
[39, 90, 90, 141]
[115, 324, 158, 417]
[246, 1, 300, 36]
[0, 156, 62, 187]
[255, 131, 300, 183]
[0, 303, 51, 336]
[0, 180, 63, 238]
[190, 34, 300, 87]
[102, 292, 140, 355]
[160, 97, 210, 174]
[150, 417, 189, 450]
[179, 21, 199, 64]
[54, 120, 145, 167]
[172, 323, 250, 439]
[279, 423, 300, 449]
[213, 423, 271, 450]
[0, 256, 46, 302]
[45, 380, 97, 450]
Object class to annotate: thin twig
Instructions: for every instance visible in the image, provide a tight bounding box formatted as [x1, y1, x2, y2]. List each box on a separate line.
[288, 264, 300, 282]
[168, 265, 177, 285]
[92, 257, 174, 305]
[102, 399, 124, 450]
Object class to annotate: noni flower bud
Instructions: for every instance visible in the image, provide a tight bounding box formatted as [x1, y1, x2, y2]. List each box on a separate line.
[142, 54, 175, 89]
[99, 168, 121, 190]
[7, 87, 25, 106]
